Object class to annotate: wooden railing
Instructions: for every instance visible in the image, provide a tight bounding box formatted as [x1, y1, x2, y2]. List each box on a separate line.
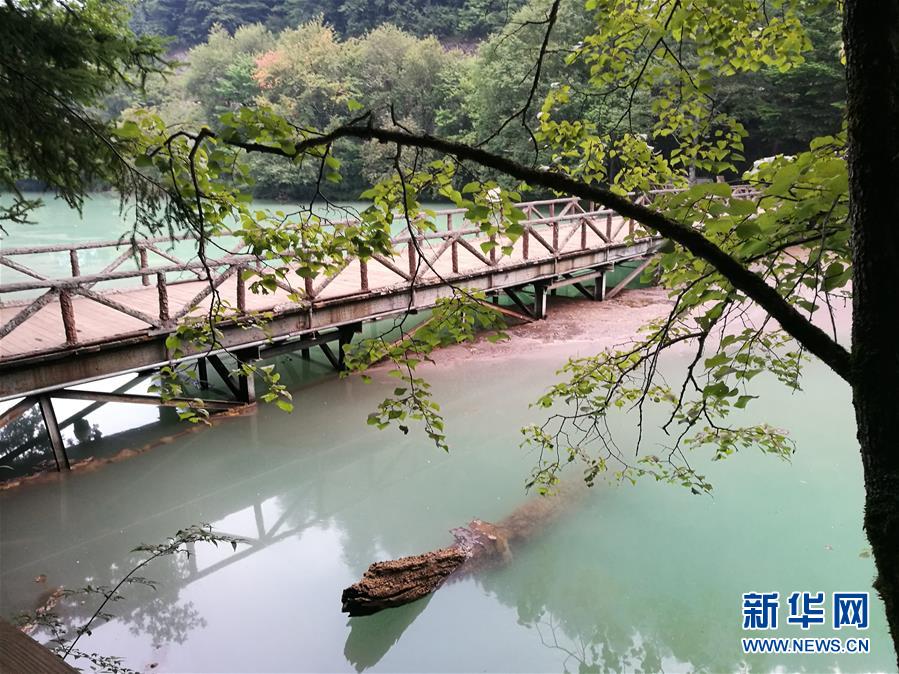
[0, 187, 752, 353]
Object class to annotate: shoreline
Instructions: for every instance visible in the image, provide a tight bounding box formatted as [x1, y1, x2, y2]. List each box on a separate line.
[386, 287, 676, 368]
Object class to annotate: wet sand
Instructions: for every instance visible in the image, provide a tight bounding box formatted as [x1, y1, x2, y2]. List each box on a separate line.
[401, 288, 675, 366]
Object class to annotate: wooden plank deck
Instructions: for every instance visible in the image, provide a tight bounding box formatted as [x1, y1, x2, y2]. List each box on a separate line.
[0, 618, 77, 673]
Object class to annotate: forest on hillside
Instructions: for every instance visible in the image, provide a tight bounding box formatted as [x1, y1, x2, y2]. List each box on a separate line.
[133, 0, 527, 46]
[122, 0, 845, 200]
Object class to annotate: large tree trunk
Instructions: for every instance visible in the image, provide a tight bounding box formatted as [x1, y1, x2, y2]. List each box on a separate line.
[844, 0, 899, 664]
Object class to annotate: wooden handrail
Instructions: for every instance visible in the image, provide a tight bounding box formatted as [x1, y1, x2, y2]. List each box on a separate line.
[0, 203, 628, 294]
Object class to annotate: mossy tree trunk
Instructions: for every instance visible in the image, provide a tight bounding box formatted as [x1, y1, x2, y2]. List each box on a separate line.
[844, 0, 899, 664]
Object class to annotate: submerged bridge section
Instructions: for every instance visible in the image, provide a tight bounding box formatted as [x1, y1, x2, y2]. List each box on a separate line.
[0, 195, 664, 469]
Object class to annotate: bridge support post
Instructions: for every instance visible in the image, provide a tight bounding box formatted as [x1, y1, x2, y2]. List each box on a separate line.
[197, 358, 209, 390]
[592, 271, 606, 301]
[238, 371, 256, 404]
[206, 353, 256, 404]
[533, 282, 548, 320]
[503, 288, 536, 319]
[38, 395, 69, 471]
[337, 322, 362, 371]
[235, 349, 257, 404]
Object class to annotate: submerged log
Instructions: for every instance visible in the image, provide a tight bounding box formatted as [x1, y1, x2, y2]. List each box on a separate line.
[340, 546, 468, 616]
[341, 482, 583, 616]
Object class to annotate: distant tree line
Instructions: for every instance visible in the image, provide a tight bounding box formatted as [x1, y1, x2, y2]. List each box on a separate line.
[120, 0, 844, 200]
[132, 0, 526, 46]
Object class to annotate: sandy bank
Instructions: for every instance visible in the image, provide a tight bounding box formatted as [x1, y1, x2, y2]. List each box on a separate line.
[416, 287, 675, 366]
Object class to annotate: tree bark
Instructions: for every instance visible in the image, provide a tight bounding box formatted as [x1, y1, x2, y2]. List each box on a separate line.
[342, 483, 584, 616]
[844, 0, 899, 664]
[341, 546, 468, 616]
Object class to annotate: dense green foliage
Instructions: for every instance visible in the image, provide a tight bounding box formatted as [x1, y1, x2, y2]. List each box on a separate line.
[132, 0, 526, 46]
[0, 0, 166, 227]
[123, 0, 843, 200]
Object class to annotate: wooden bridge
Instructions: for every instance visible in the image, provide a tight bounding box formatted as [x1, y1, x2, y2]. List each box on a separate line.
[0, 195, 665, 469]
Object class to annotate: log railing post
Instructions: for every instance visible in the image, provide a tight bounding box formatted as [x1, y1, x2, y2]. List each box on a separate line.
[59, 289, 77, 345]
[157, 272, 170, 324]
[304, 276, 314, 300]
[551, 203, 558, 253]
[448, 214, 459, 274]
[138, 245, 150, 287]
[489, 234, 497, 265]
[360, 258, 369, 292]
[236, 264, 246, 313]
[69, 249, 80, 277]
[580, 218, 588, 249]
[408, 240, 417, 279]
[606, 213, 613, 240]
[522, 227, 530, 260]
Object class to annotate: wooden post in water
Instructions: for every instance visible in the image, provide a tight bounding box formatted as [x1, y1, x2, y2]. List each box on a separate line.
[337, 323, 359, 371]
[239, 374, 255, 404]
[236, 353, 256, 404]
[592, 271, 606, 301]
[197, 358, 209, 390]
[533, 281, 548, 320]
[38, 395, 69, 471]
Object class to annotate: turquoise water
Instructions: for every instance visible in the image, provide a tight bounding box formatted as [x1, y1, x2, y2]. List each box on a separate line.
[0, 197, 892, 672]
[0, 193, 442, 286]
[0, 346, 892, 672]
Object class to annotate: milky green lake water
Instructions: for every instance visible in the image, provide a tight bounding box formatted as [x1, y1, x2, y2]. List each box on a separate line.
[0, 195, 893, 672]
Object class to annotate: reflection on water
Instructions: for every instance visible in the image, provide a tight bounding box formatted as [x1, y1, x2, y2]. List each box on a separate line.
[0, 344, 895, 672]
[345, 599, 433, 672]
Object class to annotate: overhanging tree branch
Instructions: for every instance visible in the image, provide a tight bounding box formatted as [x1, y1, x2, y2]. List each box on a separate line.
[179, 122, 852, 383]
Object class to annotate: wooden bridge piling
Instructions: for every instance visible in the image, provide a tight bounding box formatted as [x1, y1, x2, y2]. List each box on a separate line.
[38, 394, 69, 471]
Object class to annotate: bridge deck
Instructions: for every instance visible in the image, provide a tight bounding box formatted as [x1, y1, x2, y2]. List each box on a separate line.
[0, 197, 661, 399]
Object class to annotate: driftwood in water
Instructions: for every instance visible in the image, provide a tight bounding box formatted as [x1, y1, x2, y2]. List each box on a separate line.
[340, 546, 467, 616]
[341, 482, 583, 616]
